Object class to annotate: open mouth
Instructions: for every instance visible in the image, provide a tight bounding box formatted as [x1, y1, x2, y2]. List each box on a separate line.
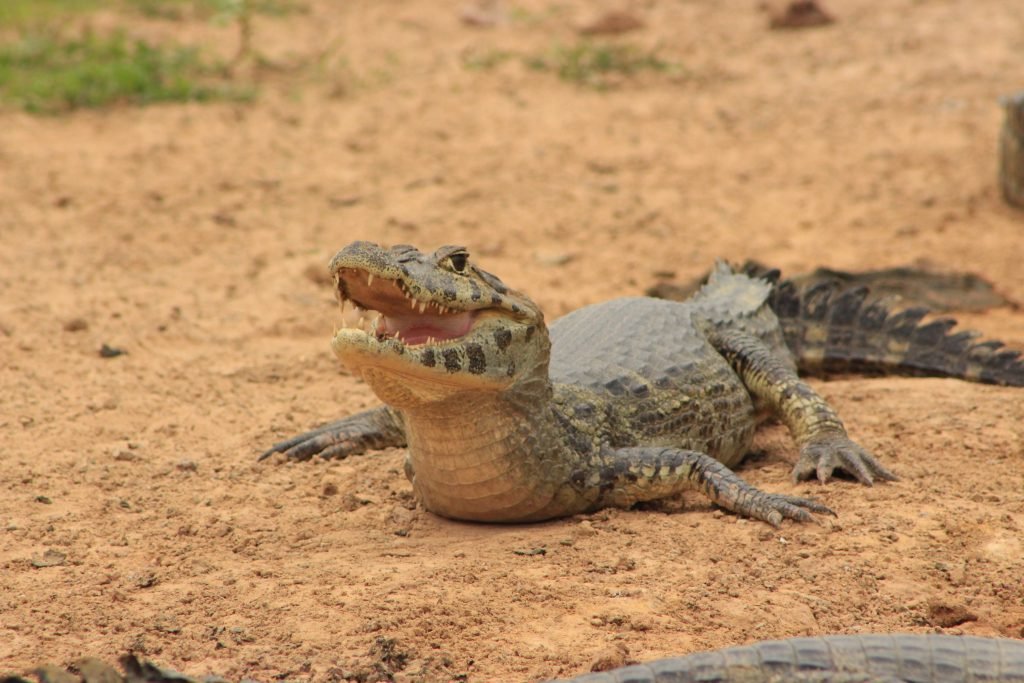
[336, 268, 476, 346]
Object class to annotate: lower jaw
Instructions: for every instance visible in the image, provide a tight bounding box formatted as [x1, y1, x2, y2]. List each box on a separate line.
[332, 347, 505, 411]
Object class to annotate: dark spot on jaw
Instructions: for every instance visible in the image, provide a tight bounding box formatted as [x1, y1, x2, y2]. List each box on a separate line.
[525, 325, 536, 341]
[469, 280, 482, 301]
[603, 378, 627, 396]
[443, 286, 457, 302]
[511, 304, 521, 314]
[443, 349, 462, 373]
[506, 360, 516, 377]
[421, 348, 436, 368]
[631, 382, 650, 398]
[491, 294, 503, 306]
[465, 344, 486, 374]
[493, 328, 512, 351]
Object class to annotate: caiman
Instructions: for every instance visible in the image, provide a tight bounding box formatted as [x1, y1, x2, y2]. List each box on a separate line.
[553, 633, 1024, 683]
[8, 634, 1024, 683]
[259, 242, 1024, 525]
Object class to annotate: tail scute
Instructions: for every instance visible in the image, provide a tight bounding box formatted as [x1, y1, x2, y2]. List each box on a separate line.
[770, 277, 1024, 387]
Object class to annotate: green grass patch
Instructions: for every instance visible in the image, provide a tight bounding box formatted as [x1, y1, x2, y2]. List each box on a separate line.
[127, 0, 307, 21]
[0, 0, 307, 26]
[125, 0, 196, 21]
[0, 0, 104, 28]
[527, 41, 675, 88]
[0, 29, 253, 113]
[461, 49, 515, 72]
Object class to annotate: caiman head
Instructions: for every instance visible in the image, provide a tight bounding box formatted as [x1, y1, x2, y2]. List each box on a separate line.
[328, 241, 550, 409]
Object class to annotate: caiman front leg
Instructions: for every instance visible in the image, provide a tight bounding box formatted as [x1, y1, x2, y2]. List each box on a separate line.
[708, 328, 898, 484]
[259, 406, 406, 462]
[582, 446, 834, 527]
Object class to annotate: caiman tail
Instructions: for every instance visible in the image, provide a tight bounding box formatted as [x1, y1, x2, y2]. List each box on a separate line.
[767, 277, 1024, 387]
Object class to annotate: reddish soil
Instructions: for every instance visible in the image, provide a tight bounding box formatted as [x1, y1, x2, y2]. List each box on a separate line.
[2, 1, 1023, 681]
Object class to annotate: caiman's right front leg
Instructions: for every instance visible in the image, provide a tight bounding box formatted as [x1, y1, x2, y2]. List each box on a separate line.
[259, 406, 406, 462]
[709, 328, 898, 485]
[581, 446, 834, 527]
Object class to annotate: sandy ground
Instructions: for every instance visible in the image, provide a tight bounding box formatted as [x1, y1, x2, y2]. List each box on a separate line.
[2, 1, 1024, 681]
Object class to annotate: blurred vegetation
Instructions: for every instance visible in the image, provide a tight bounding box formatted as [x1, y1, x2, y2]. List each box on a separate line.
[461, 49, 515, 72]
[0, 0, 305, 26]
[132, 0, 306, 20]
[0, 1, 675, 113]
[0, 29, 253, 113]
[527, 42, 674, 89]
[0, 0, 305, 113]
[463, 41, 679, 90]
[0, 0, 101, 27]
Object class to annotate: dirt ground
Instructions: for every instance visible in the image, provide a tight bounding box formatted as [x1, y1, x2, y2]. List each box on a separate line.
[2, 0, 1024, 681]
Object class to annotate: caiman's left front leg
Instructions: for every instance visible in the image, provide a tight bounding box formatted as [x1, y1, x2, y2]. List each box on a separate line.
[709, 328, 898, 485]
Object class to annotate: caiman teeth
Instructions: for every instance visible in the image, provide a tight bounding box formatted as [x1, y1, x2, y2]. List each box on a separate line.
[338, 301, 379, 336]
[334, 269, 480, 345]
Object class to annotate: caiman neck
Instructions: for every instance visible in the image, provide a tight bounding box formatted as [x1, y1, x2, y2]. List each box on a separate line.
[399, 383, 567, 523]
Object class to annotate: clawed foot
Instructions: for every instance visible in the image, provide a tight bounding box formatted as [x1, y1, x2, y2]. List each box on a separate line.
[258, 420, 363, 462]
[258, 407, 406, 463]
[793, 432, 898, 485]
[740, 489, 835, 527]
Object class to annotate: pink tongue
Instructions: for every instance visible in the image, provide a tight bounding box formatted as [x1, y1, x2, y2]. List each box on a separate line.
[382, 311, 474, 344]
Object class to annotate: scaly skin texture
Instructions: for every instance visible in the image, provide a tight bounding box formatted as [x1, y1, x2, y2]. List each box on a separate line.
[553, 633, 1024, 683]
[766, 278, 1024, 386]
[9, 634, 1024, 683]
[260, 242, 907, 526]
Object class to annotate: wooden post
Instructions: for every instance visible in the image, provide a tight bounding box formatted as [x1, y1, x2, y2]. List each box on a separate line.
[1000, 91, 1024, 209]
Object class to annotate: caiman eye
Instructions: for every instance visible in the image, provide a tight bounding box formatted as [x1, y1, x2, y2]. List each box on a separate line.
[448, 252, 469, 272]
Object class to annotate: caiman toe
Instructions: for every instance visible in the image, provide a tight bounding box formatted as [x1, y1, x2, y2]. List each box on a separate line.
[741, 491, 835, 527]
[793, 434, 898, 485]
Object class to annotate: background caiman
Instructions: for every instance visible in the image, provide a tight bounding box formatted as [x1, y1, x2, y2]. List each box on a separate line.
[8, 634, 1024, 683]
[260, 242, 1024, 525]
